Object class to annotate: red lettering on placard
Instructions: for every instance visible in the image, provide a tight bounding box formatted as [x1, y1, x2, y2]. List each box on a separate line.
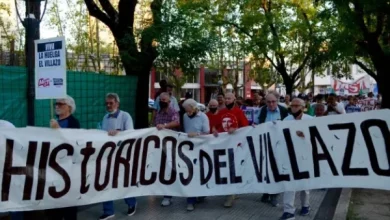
[38, 78, 50, 87]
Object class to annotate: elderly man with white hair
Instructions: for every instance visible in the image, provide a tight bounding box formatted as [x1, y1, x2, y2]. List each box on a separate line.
[280, 98, 312, 220]
[50, 95, 80, 129]
[47, 95, 80, 220]
[181, 98, 210, 211]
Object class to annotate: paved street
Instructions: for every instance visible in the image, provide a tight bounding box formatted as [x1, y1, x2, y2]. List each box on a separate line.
[78, 190, 328, 220]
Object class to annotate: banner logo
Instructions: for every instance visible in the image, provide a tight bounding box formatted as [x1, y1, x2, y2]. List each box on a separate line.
[38, 78, 50, 87]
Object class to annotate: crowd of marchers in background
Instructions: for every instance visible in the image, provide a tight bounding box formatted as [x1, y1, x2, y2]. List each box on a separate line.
[0, 79, 381, 220]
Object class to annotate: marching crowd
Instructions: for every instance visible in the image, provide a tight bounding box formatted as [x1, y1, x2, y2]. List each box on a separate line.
[1, 79, 380, 220]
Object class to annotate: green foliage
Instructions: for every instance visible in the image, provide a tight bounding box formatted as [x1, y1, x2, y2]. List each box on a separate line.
[210, 0, 343, 93]
[321, 0, 390, 80]
[155, 0, 218, 77]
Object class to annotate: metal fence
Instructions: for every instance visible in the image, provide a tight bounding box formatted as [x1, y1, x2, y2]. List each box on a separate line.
[0, 51, 137, 129]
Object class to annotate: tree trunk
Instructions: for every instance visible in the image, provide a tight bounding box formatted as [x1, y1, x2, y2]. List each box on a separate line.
[284, 78, 294, 96]
[377, 73, 389, 109]
[132, 68, 151, 129]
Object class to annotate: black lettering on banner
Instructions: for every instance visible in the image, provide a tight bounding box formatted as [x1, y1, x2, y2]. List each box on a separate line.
[309, 126, 339, 177]
[2, 140, 37, 201]
[140, 136, 159, 185]
[199, 150, 213, 185]
[228, 149, 242, 184]
[48, 144, 74, 198]
[80, 142, 96, 194]
[94, 142, 116, 191]
[159, 136, 177, 185]
[35, 142, 50, 200]
[360, 119, 390, 176]
[246, 136, 263, 183]
[113, 139, 136, 188]
[131, 138, 142, 186]
[283, 129, 310, 180]
[328, 123, 367, 176]
[213, 149, 228, 184]
[266, 133, 290, 182]
[178, 141, 194, 185]
[263, 134, 270, 184]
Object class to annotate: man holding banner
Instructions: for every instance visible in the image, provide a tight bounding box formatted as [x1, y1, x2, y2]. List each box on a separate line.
[280, 98, 312, 220]
[99, 93, 136, 220]
[47, 95, 80, 220]
[259, 91, 289, 207]
[212, 92, 249, 208]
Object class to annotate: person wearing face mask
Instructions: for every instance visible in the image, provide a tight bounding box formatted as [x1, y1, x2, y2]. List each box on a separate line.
[212, 92, 248, 208]
[46, 95, 80, 220]
[206, 99, 219, 133]
[325, 95, 345, 115]
[181, 98, 210, 211]
[280, 98, 312, 220]
[154, 92, 181, 207]
[152, 83, 180, 122]
[98, 93, 136, 220]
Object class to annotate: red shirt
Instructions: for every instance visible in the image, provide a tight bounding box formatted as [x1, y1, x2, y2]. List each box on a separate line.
[215, 107, 249, 133]
[206, 111, 220, 134]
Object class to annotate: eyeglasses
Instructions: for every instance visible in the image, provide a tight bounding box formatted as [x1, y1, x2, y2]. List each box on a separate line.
[105, 101, 115, 106]
[55, 102, 66, 106]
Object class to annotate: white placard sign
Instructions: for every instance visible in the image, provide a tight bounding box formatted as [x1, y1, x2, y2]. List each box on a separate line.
[0, 110, 389, 211]
[34, 37, 67, 99]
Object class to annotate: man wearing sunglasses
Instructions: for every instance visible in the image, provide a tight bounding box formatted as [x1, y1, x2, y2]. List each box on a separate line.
[99, 93, 136, 220]
[48, 95, 80, 220]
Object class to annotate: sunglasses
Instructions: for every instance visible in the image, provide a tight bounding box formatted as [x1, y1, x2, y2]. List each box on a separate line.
[55, 102, 66, 106]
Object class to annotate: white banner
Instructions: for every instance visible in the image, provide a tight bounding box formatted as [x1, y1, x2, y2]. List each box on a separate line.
[330, 76, 371, 95]
[0, 110, 390, 211]
[35, 37, 67, 99]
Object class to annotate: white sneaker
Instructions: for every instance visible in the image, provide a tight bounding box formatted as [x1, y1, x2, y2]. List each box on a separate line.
[161, 198, 172, 207]
[187, 204, 195, 211]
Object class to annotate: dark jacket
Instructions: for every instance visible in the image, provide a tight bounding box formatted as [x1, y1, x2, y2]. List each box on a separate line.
[58, 115, 80, 129]
[258, 105, 289, 124]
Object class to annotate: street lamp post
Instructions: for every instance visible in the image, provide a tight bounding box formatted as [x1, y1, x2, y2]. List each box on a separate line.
[15, 0, 47, 126]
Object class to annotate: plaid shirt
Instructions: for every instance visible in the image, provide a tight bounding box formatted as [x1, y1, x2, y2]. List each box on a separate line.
[154, 107, 179, 128]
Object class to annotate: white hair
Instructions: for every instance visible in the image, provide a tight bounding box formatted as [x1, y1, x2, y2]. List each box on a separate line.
[106, 93, 120, 103]
[58, 95, 76, 114]
[292, 98, 305, 107]
[159, 92, 170, 99]
[182, 98, 198, 110]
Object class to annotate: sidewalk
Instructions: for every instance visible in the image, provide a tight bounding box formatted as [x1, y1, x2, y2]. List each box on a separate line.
[348, 189, 390, 220]
[78, 190, 328, 220]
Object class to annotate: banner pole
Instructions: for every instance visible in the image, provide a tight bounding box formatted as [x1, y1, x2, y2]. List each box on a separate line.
[50, 99, 54, 119]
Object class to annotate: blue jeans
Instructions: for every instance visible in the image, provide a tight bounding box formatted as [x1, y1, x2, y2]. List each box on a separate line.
[103, 198, 136, 215]
[187, 197, 196, 204]
[10, 212, 24, 220]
